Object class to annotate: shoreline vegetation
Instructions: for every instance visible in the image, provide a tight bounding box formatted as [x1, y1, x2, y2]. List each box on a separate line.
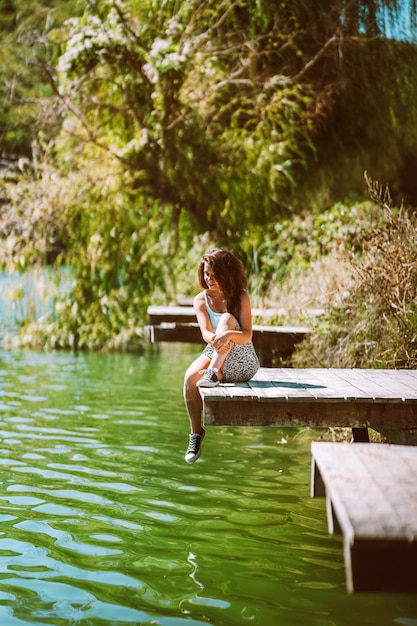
[2, 179, 416, 375]
[0, 2, 416, 372]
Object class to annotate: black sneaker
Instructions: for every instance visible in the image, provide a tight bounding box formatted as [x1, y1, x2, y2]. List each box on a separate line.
[185, 429, 205, 464]
[197, 368, 219, 388]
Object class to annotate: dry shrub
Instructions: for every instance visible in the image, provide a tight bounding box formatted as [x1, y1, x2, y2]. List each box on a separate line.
[294, 178, 417, 369]
[260, 254, 354, 324]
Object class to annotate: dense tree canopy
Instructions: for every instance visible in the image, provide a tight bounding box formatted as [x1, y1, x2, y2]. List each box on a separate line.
[0, 0, 84, 156]
[44, 0, 417, 230]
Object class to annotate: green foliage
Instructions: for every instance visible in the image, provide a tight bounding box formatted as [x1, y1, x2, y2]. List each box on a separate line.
[48, 0, 321, 238]
[293, 189, 417, 369]
[243, 201, 380, 302]
[1, 153, 182, 349]
[46, 0, 417, 227]
[305, 37, 417, 207]
[0, 0, 85, 156]
[2, 0, 417, 350]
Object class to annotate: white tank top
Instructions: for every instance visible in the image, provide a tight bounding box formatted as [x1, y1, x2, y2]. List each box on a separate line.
[203, 291, 225, 332]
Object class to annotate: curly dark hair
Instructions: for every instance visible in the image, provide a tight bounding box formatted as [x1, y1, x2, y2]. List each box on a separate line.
[197, 248, 248, 319]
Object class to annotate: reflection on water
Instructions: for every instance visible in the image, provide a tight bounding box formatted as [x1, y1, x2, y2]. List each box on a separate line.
[0, 345, 415, 625]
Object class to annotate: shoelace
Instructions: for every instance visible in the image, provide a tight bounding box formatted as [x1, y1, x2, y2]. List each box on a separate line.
[198, 367, 218, 376]
[187, 432, 202, 453]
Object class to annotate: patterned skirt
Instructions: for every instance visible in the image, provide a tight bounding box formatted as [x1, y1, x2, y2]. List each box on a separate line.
[202, 341, 259, 383]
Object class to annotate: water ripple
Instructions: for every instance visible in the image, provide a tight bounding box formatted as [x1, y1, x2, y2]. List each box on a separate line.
[0, 347, 415, 625]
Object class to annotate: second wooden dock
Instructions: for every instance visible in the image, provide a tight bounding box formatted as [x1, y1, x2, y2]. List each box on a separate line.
[311, 442, 417, 593]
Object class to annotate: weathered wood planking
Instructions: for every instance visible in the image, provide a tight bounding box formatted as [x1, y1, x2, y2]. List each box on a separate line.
[148, 306, 197, 324]
[200, 368, 417, 432]
[144, 322, 309, 353]
[311, 442, 417, 593]
[144, 322, 202, 344]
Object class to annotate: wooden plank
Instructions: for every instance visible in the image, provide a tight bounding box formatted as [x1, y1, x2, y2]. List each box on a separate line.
[309, 368, 400, 401]
[251, 326, 310, 350]
[144, 322, 309, 343]
[249, 368, 325, 400]
[144, 323, 202, 344]
[259, 367, 408, 402]
[351, 368, 417, 400]
[202, 394, 417, 429]
[201, 368, 417, 430]
[144, 324, 310, 368]
[400, 370, 417, 384]
[331, 368, 415, 401]
[268, 368, 359, 400]
[312, 443, 417, 538]
[147, 306, 197, 324]
[311, 442, 417, 593]
[295, 372, 397, 443]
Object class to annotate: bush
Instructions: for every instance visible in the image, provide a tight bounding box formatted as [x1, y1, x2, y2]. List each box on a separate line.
[294, 180, 417, 369]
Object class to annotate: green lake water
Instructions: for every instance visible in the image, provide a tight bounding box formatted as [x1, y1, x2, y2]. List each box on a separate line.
[0, 343, 415, 625]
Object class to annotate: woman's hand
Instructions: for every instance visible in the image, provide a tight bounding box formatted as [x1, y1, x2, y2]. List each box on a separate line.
[210, 332, 233, 354]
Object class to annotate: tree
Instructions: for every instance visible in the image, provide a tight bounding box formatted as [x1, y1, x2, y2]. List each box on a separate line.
[0, 0, 84, 158]
[45, 0, 417, 226]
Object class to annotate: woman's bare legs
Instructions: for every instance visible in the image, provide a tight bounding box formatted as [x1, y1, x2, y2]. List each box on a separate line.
[183, 313, 238, 435]
[183, 313, 239, 462]
[184, 354, 210, 463]
[183, 354, 210, 435]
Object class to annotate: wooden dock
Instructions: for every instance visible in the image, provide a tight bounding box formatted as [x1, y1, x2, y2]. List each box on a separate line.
[145, 306, 310, 366]
[200, 367, 417, 441]
[311, 442, 417, 593]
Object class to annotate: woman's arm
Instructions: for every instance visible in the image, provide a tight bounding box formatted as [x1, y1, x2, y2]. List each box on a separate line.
[211, 290, 253, 350]
[193, 292, 215, 344]
[234, 290, 253, 343]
